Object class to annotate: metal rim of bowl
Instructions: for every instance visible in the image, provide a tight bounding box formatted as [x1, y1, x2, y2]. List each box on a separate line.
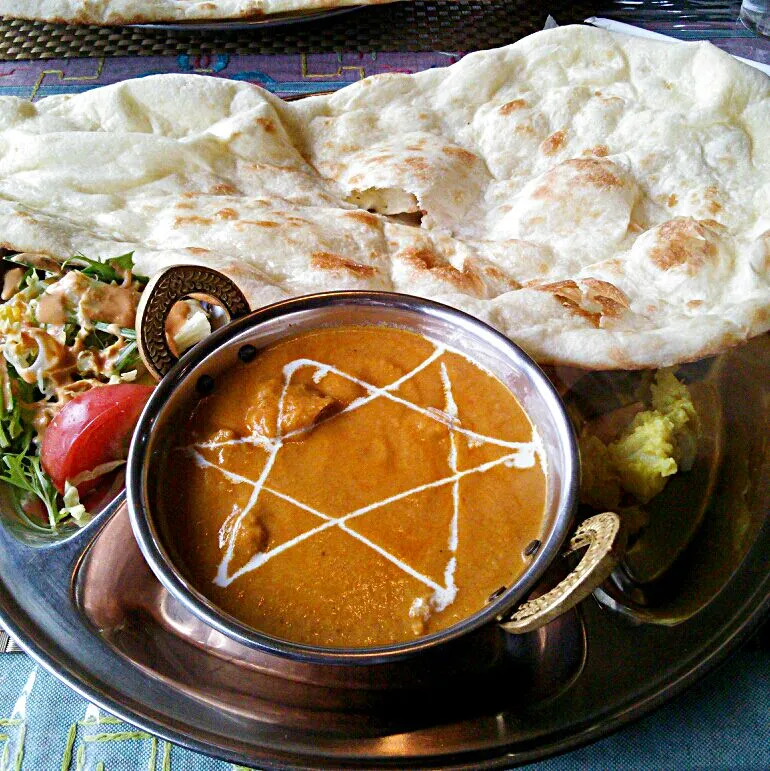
[126, 290, 580, 665]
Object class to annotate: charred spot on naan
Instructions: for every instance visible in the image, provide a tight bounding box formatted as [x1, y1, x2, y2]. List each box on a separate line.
[212, 183, 239, 197]
[174, 215, 214, 227]
[646, 218, 721, 274]
[586, 216, 740, 314]
[255, 117, 277, 134]
[582, 144, 610, 158]
[702, 185, 723, 216]
[465, 258, 522, 297]
[498, 98, 529, 115]
[474, 100, 551, 178]
[533, 158, 624, 194]
[540, 129, 568, 157]
[310, 252, 380, 279]
[234, 220, 281, 229]
[342, 211, 381, 228]
[530, 279, 630, 328]
[441, 145, 480, 167]
[580, 279, 632, 317]
[660, 183, 729, 222]
[494, 157, 640, 257]
[396, 247, 486, 297]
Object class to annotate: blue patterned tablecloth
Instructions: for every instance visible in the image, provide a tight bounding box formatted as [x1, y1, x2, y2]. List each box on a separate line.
[0, 640, 766, 769]
[0, 5, 768, 770]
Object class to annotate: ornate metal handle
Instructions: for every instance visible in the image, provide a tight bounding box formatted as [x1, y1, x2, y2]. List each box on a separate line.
[500, 511, 625, 634]
[135, 265, 250, 381]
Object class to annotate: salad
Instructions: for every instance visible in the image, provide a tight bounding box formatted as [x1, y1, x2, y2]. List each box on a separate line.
[0, 252, 208, 533]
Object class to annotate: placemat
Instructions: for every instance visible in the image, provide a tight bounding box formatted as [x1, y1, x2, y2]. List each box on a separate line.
[0, 52, 467, 100]
[0, 1, 548, 60]
[0, 0, 755, 61]
[0, 641, 766, 769]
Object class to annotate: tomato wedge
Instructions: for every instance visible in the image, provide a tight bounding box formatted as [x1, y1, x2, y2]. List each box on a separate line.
[41, 384, 153, 494]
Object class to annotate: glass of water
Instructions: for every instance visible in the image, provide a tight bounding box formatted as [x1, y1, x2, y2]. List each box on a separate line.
[741, 0, 770, 35]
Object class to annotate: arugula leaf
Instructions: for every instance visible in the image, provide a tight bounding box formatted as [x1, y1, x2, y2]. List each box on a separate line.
[113, 341, 139, 374]
[81, 330, 107, 351]
[0, 420, 11, 450]
[0, 394, 21, 449]
[83, 324, 138, 373]
[62, 252, 149, 286]
[63, 321, 80, 347]
[0, 448, 61, 531]
[0, 367, 68, 532]
[0, 366, 33, 452]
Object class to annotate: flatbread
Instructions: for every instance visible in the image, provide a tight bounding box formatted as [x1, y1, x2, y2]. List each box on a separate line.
[0, 25, 768, 369]
[0, 0, 379, 23]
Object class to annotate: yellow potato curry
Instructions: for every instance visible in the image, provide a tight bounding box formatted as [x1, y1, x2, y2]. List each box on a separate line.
[160, 326, 547, 648]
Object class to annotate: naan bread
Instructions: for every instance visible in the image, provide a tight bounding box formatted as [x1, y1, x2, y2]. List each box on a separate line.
[0, 0, 377, 23]
[0, 25, 768, 369]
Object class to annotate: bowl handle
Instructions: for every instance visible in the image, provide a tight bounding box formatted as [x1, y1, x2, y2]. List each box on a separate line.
[135, 265, 251, 381]
[499, 511, 625, 634]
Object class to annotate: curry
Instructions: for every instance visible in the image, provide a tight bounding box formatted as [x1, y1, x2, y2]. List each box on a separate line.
[160, 326, 547, 648]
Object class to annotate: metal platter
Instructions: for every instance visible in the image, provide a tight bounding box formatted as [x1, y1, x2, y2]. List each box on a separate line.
[129, 6, 363, 32]
[0, 333, 768, 768]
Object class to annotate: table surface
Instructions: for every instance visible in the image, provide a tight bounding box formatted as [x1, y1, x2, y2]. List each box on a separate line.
[0, 2, 768, 769]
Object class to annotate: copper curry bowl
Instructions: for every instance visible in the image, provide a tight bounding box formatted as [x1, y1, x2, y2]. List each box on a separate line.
[126, 266, 623, 666]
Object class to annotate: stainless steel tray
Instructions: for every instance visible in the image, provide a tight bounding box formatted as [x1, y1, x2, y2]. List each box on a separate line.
[0, 334, 768, 769]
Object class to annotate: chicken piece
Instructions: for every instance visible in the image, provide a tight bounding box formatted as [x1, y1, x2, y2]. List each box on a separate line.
[245, 378, 340, 438]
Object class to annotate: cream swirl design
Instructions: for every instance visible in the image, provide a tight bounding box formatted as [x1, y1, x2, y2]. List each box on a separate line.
[182, 342, 541, 618]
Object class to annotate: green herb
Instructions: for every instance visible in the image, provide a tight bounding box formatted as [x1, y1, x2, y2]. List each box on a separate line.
[0, 447, 61, 531]
[92, 322, 136, 340]
[81, 331, 108, 352]
[82, 324, 138, 374]
[112, 342, 139, 374]
[21, 267, 40, 289]
[0, 366, 61, 530]
[0, 402, 27, 450]
[63, 321, 80, 347]
[0, 367, 33, 452]
[62, 252, 148, 286]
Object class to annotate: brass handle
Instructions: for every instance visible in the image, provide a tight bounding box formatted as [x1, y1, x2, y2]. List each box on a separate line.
[500, 512, 625, 634]
[135, 265, 250, 381]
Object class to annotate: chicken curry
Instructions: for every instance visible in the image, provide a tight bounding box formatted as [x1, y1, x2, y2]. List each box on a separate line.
[160, 325, 547, 648]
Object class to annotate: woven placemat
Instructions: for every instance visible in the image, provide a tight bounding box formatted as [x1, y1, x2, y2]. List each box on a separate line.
[0, 1, 538, 59]
[0, 0, 606, 60]
[0, 0, 747, 60]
